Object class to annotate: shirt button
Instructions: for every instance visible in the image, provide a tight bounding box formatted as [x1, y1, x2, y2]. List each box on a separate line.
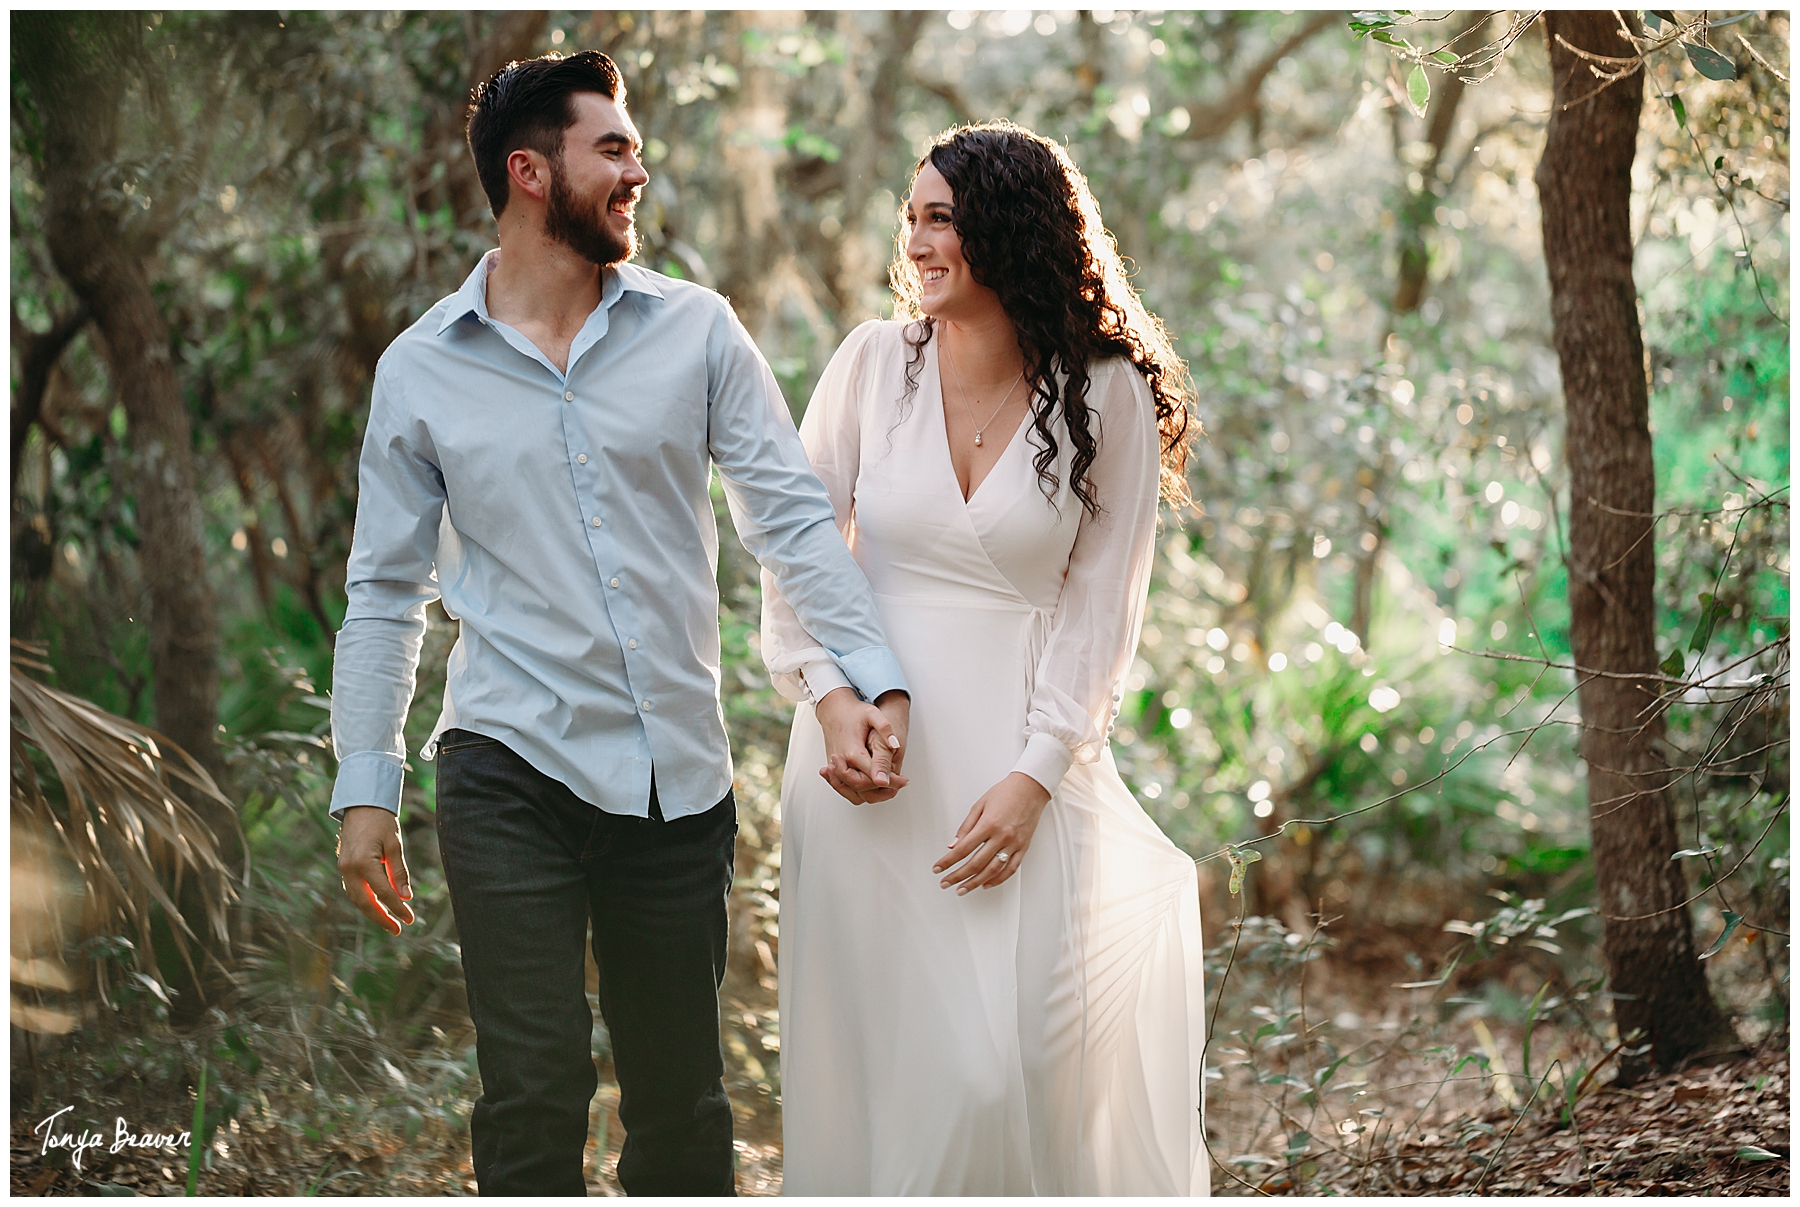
[564, 390, 575, 402]
[609, 577, 620, 589]
[591, 516, 603, 528]
[641, 699, 654, 711]
[577, 454, 588, 465]
[628, 639, 639, 650]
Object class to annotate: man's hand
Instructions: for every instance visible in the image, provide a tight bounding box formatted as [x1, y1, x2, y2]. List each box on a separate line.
[337, 806, 416, 935]
[815, 687, 910, 805]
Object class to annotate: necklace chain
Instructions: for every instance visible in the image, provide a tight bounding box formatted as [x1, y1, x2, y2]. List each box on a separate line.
[942, 339, 1026, 448]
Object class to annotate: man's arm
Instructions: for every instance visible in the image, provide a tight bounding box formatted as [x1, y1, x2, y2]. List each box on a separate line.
[329, 362, 445, 931]
[702, 304, 910, 787]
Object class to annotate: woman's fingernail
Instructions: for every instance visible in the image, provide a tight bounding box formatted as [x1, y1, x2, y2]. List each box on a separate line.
[887, 735, 901, 749]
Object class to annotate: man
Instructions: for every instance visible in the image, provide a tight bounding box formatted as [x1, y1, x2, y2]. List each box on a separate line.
[329, 51, 908, 1196]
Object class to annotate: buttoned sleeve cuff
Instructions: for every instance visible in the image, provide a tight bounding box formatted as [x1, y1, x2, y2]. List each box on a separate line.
[798, 657, 854, 703]
[329, 751, 405, 820]
[836, 645, 909, 704]
[1012, 732, 1074, 797]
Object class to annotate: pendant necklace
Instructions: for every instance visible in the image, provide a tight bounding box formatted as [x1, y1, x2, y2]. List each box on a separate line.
[943, 339, 1026, 448]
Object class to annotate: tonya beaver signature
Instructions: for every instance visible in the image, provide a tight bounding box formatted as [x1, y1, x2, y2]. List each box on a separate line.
[34, 1105, 192, 1172]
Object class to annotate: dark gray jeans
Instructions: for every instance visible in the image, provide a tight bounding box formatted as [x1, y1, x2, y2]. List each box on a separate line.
[434, 729, 737, 1196]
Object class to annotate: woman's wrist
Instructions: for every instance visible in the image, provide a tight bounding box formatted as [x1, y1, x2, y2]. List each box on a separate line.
[1005, 770, 1052, 809]
[1011, 732, 1072, 797]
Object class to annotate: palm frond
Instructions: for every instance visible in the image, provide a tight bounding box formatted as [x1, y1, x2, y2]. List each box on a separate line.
[10, 640, 240, 996]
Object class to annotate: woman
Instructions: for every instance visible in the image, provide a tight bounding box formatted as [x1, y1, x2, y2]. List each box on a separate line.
[761, 122, 1209, 1196]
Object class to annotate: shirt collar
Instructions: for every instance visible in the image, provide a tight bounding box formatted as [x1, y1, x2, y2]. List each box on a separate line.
[436, 250, 664, 336]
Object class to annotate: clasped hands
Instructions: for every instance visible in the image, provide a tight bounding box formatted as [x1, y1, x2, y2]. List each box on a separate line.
[814, 686, 911, 804]
[815, 687, 1051, 894]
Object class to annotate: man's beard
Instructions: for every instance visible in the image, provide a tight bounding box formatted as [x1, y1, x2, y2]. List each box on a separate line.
[544, 158, 637, 267]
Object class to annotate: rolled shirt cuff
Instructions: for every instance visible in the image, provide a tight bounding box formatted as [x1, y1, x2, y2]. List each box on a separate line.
[835, 644, 909, 704]
[799, 657, 854, 702]
[1011, 731, 1074, 797]
[329, 750, 405, 820]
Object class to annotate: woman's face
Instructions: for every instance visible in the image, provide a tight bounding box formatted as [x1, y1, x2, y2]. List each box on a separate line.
[904, 162, 999, 322]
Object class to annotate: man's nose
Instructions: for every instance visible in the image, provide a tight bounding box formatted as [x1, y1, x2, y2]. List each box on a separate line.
[624, 154, 649, 187]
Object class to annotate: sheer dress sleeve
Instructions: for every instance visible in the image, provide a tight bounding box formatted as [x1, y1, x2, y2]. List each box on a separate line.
[1011, 360, 1163, 794]
[758, 320, 884, 702]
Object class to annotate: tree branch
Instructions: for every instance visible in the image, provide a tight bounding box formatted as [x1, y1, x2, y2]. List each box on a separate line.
[11, 297, 91, 484]
[1180, 12, 1339, 142]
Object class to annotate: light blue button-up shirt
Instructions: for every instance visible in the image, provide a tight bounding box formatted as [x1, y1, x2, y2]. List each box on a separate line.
[328, 250, 905, 820]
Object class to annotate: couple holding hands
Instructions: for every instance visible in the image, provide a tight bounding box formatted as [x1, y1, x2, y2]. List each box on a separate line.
[330, 50, 1207, 1197]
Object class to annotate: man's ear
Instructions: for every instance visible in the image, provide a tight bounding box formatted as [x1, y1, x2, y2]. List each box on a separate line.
[506, 148, 551, 204]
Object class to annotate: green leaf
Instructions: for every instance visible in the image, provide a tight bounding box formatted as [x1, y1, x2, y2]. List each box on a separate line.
[1432, 49, 1459, 65]
[1406, 65, 1431, 114]
[1650, 10, 1679, 24]
[1736, 1145, 1782, 1162]
[1522, 981, 1550, 1082]
[1670, 847, 1719, 860]
[1669, 93, 1688, 127]
[1372, 29, 1413, 50]
[1700, 910, 1744, 959]
[1660, 648, 1686, 677]
[1684, 41, 1740, 80]
[1715, 156, 1727, 171]
[187, 1061, 208, 1196]
[1644, 12, 1663, 31]
[1688, 592, 1727, 654]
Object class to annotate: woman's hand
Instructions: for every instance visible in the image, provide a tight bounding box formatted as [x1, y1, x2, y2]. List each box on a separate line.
[934, 772, 1051, 894]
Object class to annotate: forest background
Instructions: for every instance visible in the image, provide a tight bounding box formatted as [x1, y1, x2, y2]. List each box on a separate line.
[10, 9, 1790, 1196]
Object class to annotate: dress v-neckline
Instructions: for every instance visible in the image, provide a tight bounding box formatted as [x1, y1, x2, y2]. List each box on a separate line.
[931, 336, 1029, 507]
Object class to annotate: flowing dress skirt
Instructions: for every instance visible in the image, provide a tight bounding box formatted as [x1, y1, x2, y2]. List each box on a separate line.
[778, 593, 1209, 1195]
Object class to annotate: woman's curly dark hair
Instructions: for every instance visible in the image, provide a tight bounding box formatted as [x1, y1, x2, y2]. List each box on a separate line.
[889, 121, 1197, 514]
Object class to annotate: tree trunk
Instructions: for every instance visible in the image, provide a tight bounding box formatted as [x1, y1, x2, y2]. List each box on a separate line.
[1537, 11, 1735, 1082]
[820, 10, 925, 322]
[15, 16, 236, 865]
[1390, 11, 1493, 318]
[715, 10, 805, 338]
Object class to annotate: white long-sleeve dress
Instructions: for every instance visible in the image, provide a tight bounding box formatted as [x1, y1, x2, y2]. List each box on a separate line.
[760, 319, 1209, 1196]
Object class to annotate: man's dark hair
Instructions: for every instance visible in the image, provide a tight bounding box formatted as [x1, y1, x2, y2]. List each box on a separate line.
[466, 50, 623, 219]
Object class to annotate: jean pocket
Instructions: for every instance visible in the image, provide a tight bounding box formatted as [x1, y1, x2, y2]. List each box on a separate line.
[436, 730, 503, 757]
